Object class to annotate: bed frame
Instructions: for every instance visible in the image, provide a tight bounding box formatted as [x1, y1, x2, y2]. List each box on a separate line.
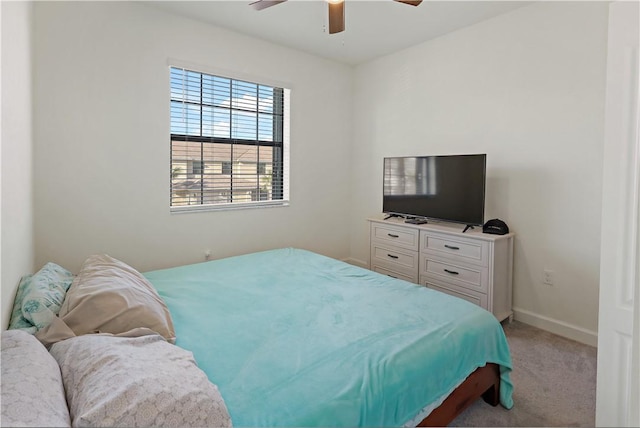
[418, 363, 501, 427]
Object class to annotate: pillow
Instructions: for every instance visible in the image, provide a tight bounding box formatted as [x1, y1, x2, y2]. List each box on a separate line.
[8, 275, 37, 333]
[38, 254, 175, 345]
[50, 333, 232, 428]
[21, 262, 75, 330]
[1, 330, 71, 427]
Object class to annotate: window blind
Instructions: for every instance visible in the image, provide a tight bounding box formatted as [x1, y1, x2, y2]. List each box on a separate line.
[170, 67, 289, 210]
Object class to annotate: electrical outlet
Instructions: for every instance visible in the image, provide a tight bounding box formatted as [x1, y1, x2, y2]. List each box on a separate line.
[543, 269, 554, 286]
[204, 249, 211, 261]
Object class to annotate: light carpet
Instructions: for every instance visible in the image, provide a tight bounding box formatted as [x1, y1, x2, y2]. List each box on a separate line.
[449, 320, 597, 427]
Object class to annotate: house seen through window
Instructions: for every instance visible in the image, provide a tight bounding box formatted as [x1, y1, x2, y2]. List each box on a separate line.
[170, 66, 289, 210]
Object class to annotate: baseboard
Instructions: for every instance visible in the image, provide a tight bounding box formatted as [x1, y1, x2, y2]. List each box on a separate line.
[513, 307, 598, 347]
[342, 257, 368, 269]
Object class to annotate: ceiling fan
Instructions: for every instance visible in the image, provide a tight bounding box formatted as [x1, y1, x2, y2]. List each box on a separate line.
[249, 0, 423, 35]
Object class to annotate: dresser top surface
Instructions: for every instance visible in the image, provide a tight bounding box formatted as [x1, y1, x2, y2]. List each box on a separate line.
[368, 217, 515, 242]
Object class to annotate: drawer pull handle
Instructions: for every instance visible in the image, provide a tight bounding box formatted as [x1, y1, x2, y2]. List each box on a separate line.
[388, 233, 400, 238]
[444, 244, 460, 250]
[387, 254, 399, 259]
[444, 269, 459, 275]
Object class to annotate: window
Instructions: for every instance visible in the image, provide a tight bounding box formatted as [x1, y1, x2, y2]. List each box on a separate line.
[221, 161, 232, 175]
[170, 66, 289, 210]
[190, 160, 204, 176]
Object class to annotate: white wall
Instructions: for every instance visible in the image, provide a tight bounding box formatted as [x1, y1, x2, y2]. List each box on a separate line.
[1, 1, 35, 329]
[349, 1, 609, 345]
[29, 1, 610, 344]
[32, 1, 353, 273]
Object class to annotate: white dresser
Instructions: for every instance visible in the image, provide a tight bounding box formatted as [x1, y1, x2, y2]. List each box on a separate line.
[368, 218, 514, 322]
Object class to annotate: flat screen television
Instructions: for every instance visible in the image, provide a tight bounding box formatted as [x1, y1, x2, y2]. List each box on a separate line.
[383, 154, 486, 226]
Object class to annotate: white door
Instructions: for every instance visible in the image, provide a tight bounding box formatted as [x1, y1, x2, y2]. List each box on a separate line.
[596, 1, 639, 426]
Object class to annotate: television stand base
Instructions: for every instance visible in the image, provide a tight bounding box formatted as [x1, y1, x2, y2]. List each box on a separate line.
[462, 225, 475, 233]
[405, 218, 428, 225]
[384, 214, 405, 221]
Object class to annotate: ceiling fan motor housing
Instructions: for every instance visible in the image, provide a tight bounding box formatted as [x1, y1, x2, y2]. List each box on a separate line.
[249, 0, 422, 35]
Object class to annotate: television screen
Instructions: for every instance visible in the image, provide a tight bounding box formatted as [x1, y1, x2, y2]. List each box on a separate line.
[383, 154, 486, 226]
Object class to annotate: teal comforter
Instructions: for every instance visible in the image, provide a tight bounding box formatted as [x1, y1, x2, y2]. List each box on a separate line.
[146, 248, 513, 427]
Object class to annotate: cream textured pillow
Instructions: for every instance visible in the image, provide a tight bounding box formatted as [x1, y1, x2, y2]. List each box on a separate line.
[50, 334, 232, 428]
[1, 330, 71, 427]
[40, 254, 175, 345]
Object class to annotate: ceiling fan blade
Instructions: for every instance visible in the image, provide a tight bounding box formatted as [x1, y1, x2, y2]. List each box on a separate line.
[328, 0, 345, 34]
[394, 0, 423, 6]
[250, 0, 287, 11]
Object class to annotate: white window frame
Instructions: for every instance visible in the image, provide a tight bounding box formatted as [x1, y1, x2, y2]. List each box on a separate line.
[168, 61, 290, 213]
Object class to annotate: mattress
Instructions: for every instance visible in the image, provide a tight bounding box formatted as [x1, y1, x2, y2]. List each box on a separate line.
[145, 248, 513, 426]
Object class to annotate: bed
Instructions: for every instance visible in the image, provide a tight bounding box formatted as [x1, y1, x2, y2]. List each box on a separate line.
[145, 247, 514, 426]
[3, 248, 513, 427]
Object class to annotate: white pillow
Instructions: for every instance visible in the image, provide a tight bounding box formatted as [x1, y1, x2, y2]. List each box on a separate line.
[50, 333, 232, 428]
[1, 330, 71, 427]
[37, 254, 175, 347]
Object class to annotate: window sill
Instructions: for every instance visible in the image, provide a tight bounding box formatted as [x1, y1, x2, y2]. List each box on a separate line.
[170, 200, 290, 214]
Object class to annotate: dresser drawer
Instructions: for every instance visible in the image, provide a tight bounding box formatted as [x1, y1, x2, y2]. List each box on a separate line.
[371, 223, 419, 251]
[420, 276, 488, 310]
[373, 265, 418, 283]
[420, 231, 489, 267]
[421, 256, 488, 294]
[371, 244, 419, 273]
[368, 218, 513, 322]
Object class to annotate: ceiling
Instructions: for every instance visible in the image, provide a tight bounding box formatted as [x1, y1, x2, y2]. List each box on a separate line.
[147, 1, 532, 65]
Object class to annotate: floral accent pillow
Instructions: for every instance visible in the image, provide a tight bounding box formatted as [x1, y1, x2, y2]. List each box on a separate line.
[8, 275, 37, 333]
[21, 262, 75, 331]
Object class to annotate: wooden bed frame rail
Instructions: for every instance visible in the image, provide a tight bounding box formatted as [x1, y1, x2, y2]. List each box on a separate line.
[418, 363, 501, 427]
